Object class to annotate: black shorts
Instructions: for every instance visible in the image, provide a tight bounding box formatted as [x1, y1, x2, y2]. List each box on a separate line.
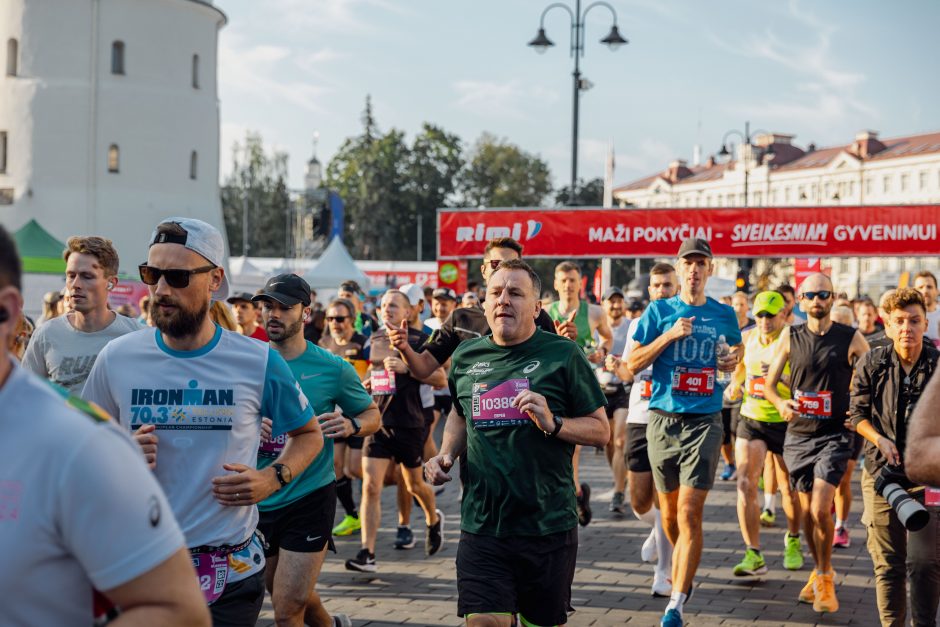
[424, 407, 435, 440]
[625, 423, 652, 472]
[851, 432, 864, 460]
[736, 417, 787, 456]
[456, 528, 578, 626]
[365, 426, 425, 468]
[721, 403, 742, 445]
[257, 482, 337, 556]
[434, 395, 453, 416]
[210, 570, 265, 627]
[335, 434, 364, 449]
[783, 430, 853, 493]
[604, 384, 629, 419]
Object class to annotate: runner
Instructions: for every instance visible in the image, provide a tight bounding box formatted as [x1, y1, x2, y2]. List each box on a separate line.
[345, 289, 445, 573]
[850, 287, 940, 627]
[719, 291, 756, 482]
[609, 262, 678, 597]
[227, 291, 269, 341]
[626, 238, 742, 627]
[599, 286, 630, 515]
[318, 297, 372, 539]
[763, 272, 869, 614]
[23, 236, 140, 393]
[82, 217, 323, 626]
[255, 274, 380, 627]
[726, 291, 804, 577]
[0, 225, 210, 626]
[776, 284, 799, 325]
[427, 288, 458, 458]
[913, 270, 940, 341]
[425, 258, 609, 627]
[338, 280, 378, 338]
[547, 261, 614, 527]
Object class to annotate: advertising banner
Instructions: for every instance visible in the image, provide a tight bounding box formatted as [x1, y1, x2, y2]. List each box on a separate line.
[437, 260, 468, 294]
[437, 205, 940, 259]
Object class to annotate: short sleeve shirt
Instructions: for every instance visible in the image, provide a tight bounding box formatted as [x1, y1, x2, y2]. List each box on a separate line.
[371, 327, 429, 429]
[450, 329, 607, 537]
[622, 317, 653, 424]
[632, 295, 741, 415]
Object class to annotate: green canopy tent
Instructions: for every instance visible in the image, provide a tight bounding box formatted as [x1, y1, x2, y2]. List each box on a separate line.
[13, 219, 66, 274]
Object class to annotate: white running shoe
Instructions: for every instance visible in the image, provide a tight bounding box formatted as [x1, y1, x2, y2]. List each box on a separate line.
[641, 528, 658, 563]
[651, 570, 672, 597]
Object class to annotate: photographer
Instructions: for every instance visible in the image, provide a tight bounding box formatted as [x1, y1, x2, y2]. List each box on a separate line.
[850, 287, 940, 627]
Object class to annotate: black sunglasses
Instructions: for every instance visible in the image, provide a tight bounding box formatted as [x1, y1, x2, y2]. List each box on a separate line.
[801, 290, 832, 301]
[139, 264, 215, 288]
[755, 311, 777, 318]
[484, 259, 503, 271]
[326, 315, 348, 322]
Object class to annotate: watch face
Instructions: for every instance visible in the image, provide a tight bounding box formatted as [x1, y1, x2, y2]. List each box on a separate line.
[282, 465, 293, 483]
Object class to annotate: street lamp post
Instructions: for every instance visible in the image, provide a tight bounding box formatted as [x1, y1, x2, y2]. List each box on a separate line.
[528, 1, 627, 206]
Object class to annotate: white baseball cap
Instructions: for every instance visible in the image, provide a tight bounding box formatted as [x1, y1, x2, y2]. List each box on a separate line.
[398, 283, 425, 308]
[149, 217, 229, 302]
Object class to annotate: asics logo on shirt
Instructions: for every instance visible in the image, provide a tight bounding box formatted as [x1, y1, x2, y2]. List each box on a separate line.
[523, 361, 541, 374]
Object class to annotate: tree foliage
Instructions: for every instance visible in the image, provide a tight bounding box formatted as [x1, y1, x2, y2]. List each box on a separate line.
[554, 177, 605, 207]
[456, 133, 553, 208]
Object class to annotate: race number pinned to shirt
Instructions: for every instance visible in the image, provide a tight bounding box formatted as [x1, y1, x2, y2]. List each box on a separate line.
[371, 369, 396, 395]
[747, 375, 766, 400]
[259, 433, 286, 458]
[925, 487, 940, 507]
[796, 391, 832, 419]
[638, 373, 653, 400]
[671, 366, 715, 397]
[471, 379, 530, 429]
[192, 550, 229, 605]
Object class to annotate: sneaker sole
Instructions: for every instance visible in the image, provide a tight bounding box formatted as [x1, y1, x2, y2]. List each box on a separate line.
[394, 541, 415, 550]
[733, 565, 769, 577]
[344, 562, 377, 573]
[426, 509, 445, 556]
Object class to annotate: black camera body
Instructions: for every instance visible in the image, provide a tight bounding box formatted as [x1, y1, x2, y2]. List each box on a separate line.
[874, 464, 929, 532]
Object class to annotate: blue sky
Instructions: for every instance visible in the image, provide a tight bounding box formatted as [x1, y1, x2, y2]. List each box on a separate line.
[216, 0, 940, 193]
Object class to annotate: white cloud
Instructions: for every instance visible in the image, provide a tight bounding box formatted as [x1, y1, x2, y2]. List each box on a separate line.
[452, 79, 558, 119]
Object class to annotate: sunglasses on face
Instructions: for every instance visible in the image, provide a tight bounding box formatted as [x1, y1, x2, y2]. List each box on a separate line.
[138, 264, 215, 288]
[326, 316, 348, 322]
[755, 311, 776, 318]
[801, 290, 832, 301]
[484, 259, 503, 271]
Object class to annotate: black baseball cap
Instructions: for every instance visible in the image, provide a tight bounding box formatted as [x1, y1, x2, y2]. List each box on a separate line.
[602, 286, 624, 301]
[626, 297, 644, 312]
[252, 274, 312, 307]
[226, 291, 255, 305]
[677, 237, 713, 259]
[432, 288, 457, 301]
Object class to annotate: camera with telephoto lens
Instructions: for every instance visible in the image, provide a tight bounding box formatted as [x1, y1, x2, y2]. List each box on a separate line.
[874, 464, 929, 531]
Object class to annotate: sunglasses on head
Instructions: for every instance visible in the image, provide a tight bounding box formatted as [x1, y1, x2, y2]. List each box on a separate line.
[801, 290, 832, 301]
[138, 264, 215, 288]
[326, 315, 348, 322]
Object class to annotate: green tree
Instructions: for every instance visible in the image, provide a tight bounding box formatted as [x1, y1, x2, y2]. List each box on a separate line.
[457, 133, 552, 207]
[554, 177, 605, 207]
[405, 123, 463, 260]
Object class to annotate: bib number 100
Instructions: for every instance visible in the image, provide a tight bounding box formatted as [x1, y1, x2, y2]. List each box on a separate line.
[672, 336, 715, 363]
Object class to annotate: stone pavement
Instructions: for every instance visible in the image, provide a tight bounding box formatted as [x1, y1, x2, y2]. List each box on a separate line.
[258, 446, 885, 627]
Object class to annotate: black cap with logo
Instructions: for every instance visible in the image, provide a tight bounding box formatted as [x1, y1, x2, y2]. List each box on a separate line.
[677, 237, 713, 259]
[252, 274, 312, 307]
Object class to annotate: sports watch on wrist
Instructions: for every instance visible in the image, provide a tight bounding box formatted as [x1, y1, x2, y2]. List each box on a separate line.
[346, 416, 362, 435]
[272, 463, 292, 488]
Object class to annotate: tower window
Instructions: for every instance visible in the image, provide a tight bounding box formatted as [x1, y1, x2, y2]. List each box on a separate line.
[111, 41, 125, 75]
[108, 144, 120, 173]
[190, 151, 197, 180]
[0, 131, 7, 174]
[192, 54, 199, 89]
[6, 38, 17, 76]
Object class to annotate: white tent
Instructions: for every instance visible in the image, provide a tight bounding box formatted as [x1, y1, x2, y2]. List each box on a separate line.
[302, 238, 370, 289]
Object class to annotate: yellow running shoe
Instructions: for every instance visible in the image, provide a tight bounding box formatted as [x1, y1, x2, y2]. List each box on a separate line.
[798, 569, 817, 604]
[813, 571, 839, 613]
[332, 514, 361, 536]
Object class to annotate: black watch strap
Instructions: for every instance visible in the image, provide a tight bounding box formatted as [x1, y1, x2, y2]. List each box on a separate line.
[549, 415, 563, 437]
[272, 463, 290, 487]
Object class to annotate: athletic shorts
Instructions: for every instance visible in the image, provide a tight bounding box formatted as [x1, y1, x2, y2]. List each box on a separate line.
[721, 403, 742, 445]
[783, 430, 853, 493]
[625, 423, 652, 473]
[736, 417, 787, 456]
[647, 410, 723, 493]
[434, 395, 453, 416]
[335, 434, 364, 449]
[258, 481, 336, 556]
[365, 426, 425, 468]
[604, 384, 629, 419]
[210, 570, 265, 627]
[456, 528, 577, 626]
[424, 407, 435, 440]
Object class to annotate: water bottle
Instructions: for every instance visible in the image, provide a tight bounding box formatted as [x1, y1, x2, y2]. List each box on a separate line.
[716, 335, 733, 385]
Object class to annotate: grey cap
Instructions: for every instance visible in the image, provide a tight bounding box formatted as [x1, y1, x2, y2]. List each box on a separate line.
[677, 237, 713, 259]
[150, 217, 229, 301]
[602, 286, 624, 301]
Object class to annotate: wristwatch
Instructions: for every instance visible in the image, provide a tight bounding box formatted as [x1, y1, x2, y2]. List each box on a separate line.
[543, 415, 563, 438]
[346, 416, 362, 435]
[272, 463, 292, 488]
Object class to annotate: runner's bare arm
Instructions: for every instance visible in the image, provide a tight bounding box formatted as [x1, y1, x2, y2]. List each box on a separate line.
[763, 328, 795, 420]
[388, 319, 441, 380]
[512, 389, 609, 448]
[319, 402, 382, 439]
[104, 547, 210, 627]
[848, 331, 870, 366]
[417, 366, 448, 389]
[904, 370, 940, 485]
[591, 304, 614, 352]
[425, 407, 467, 485]
[626, 316, 693, 373]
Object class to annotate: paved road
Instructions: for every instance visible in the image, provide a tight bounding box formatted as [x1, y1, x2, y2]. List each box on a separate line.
[258, 446, 884, 626]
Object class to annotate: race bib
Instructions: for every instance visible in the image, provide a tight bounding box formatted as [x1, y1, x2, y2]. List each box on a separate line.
[471, 379, 530, 429]
[638, 373, 652, 400]
[259, 432, 286, 458]
[671, 367, 715, 397]
[747, 375, 766, 400]
[925, 487, 940, 507]
[192, 550, 229, 605]
[371, 369, 396, 395]
[796, 391, 832, 419]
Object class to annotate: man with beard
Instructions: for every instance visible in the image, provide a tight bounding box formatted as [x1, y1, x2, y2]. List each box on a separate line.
[913, 271, 940, 342]
[764, 273, 869, 614]
[82, 218, 323, 626]
[255, 274, 379, 627]
[24, 236, 140, 393]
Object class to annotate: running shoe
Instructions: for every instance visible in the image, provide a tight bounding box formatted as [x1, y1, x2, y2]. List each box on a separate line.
[720, 463, 736, 481]
[798, 569, 818, 604]
[661, 608, 683, 627]
[333, 614, 352, 627]
[833, 526, 850, 548]
[641, 528, 658, 563]
[332, 514, 361, 537]
[609, 491, 626, 516]
[577, 482, 592, 526]
[813, 571, 839, 613]
[759, 508, 775, 527]
[426, 509, 444, 556]
[651, 571, 672, 597]
[394, 526, 415, 550]
[783, 533, 804, 571]
[344, 548, 376, 573]
[733, 548, 768, 577]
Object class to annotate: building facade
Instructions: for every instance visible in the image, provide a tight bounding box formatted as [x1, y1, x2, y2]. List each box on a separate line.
[0, 0, 227, 272]
[613, 130, 940, 297]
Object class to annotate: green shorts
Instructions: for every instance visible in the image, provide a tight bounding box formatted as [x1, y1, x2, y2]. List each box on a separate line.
[647, 410, 723, 493]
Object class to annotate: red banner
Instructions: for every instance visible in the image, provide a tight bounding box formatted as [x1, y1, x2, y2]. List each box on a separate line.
[437, 205, 940, 259]
[363, 270, 438, 289]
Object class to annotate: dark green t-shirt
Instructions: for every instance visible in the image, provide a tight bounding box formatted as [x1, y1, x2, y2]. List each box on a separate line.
[450, 329, 607, 537]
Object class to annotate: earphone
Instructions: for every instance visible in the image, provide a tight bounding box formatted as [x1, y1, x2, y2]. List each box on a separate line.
[107, 283, 114, 291]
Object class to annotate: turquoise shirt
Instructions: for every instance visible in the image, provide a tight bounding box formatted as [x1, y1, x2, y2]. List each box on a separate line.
[258, 341, 373, 511]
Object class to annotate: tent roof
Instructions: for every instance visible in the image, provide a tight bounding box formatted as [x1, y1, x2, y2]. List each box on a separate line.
[14, 219, 67, 273]
[302, 237, 369, 289]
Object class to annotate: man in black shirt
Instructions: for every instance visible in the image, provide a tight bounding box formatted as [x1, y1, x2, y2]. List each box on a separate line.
[851, 287, 940, 627]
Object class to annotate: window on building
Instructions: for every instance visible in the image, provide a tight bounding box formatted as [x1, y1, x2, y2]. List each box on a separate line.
[920, 171, 928, 190]
[6, 38, 17, 76]
[0, 131, 7, 174]
[754, 191, 762, 205]
[865, 178, 872, 196]
[784, 187, 791, 203]
[798, 186, 806, 201]
[111, 41, 125, 75]
[192, 54, 199, 89]
[847, 181, 854, 197]
[900, 173, 909, 192]
[190, 151, 197, 179]
[883, 175, 890, 194]
[107, 144, 120, 173]
[727, 194, 734, 207]
[811, 184, 818, 200]
[824, 182, 832, 199]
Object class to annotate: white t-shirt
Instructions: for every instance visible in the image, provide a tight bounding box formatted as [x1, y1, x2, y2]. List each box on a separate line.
[926, 308, 940, 341]
[621, 317, 652, 425]
[0, 359, 184, 625]
[81, 325, 313, 556]
[22, 313, 141, 394]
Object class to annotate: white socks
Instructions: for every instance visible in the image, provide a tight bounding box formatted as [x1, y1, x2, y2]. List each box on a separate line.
[665, 591, 687, 615]
[653, 509, 673, 577]
[635, 507, 657, 526]
[763, 492, 776, 511]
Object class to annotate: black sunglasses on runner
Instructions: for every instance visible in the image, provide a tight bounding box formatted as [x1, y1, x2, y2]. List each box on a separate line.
[755, 311, 776, 318]
[485, 259, 503, 271]
[801, 290, 832, 301]
[326, 315, 348, 322]
[138, 264, 216, 288]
